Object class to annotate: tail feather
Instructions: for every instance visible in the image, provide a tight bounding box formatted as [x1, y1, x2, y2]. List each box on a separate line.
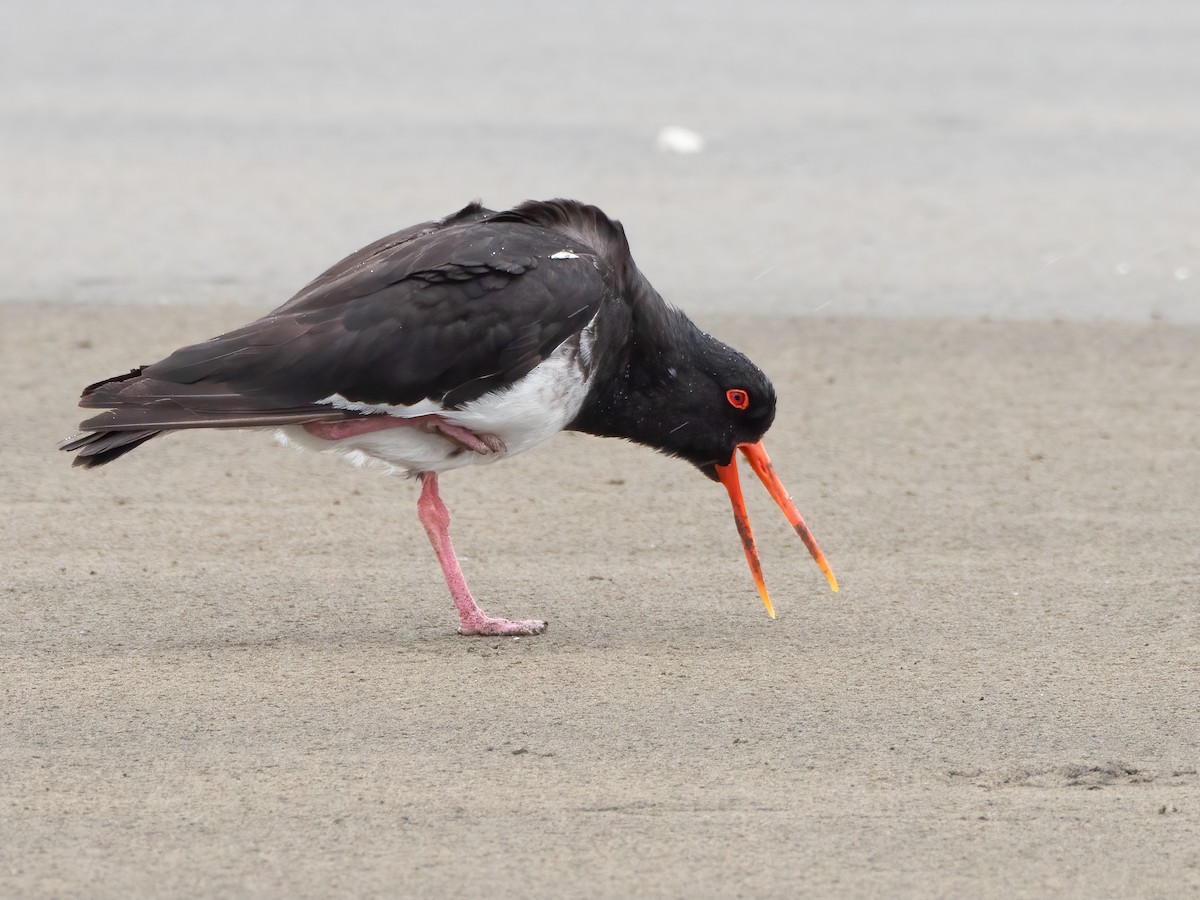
[61, 429, 163, 468]
[63, 372, 353, 468]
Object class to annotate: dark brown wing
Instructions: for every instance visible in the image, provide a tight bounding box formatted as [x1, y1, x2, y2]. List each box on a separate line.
[64, 203, 611, 467]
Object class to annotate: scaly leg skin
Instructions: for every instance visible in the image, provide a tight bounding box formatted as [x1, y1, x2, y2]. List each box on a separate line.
[416, 472, 548, 636]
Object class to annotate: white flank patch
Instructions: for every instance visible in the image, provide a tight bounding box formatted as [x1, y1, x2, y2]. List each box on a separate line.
[277, 313, 600, 476]
[550, 250, 579, 259]
[447, 320, 596, 459]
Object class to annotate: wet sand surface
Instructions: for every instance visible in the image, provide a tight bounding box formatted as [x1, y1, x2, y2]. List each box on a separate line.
[3, 304, 1198, 897]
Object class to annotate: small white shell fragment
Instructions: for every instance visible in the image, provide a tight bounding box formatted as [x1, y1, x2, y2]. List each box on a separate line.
[656, 125, 705, 154]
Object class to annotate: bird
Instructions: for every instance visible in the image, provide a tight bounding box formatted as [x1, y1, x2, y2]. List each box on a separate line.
[61, 199, 838, 635]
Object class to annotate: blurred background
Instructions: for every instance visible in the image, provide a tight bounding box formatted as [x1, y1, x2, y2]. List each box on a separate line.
[3, 0, 1197, 320]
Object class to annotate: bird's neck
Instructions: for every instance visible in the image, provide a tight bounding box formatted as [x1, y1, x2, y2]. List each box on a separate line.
[568, 290, 712, 453]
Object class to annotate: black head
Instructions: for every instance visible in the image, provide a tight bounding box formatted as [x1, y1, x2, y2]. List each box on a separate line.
[570, 318, 777, 477]
[647, 331, 838, 616]
[545, 198, 837, 616]
[655, 336, 778, 480]
[569, 320, 838, 615]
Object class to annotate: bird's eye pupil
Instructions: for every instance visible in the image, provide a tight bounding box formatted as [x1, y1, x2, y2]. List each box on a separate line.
[726, 389, 750, 410]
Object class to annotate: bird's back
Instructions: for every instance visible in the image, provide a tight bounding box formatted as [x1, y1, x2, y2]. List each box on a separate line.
[63, 200, 633, 468]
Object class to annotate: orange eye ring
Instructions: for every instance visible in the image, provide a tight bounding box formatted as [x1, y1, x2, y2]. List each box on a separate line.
[726, 389, 750, 410]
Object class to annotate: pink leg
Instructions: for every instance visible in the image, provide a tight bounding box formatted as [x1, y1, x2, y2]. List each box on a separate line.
[304, 415, 506, 455]
[416, 473, 547, 636]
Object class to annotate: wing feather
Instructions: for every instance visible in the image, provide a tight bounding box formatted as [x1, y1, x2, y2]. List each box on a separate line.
[64, 204, 610, 466]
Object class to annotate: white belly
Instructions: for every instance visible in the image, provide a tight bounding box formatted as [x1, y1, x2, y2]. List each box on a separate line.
[274, 328, 594, 475]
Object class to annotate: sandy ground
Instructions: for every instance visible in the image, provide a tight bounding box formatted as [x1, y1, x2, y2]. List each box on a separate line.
[1, 303, 1197, 897]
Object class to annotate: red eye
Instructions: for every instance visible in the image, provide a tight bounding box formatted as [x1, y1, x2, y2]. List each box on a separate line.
[726, 389, 750, 410]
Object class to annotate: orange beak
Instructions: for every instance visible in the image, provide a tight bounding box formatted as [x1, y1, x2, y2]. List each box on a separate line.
[713, 441, 839, 618]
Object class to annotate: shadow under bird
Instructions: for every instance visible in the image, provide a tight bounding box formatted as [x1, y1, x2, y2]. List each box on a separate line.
[61, 199, 838, 635]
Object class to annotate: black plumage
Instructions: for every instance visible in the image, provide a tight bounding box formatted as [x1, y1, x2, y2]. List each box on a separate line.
[66, 201, 613, 466]
[63, 198, 836, 634]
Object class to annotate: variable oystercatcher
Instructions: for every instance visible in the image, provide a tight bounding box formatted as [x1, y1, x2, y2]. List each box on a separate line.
[62, 199, 837, 635]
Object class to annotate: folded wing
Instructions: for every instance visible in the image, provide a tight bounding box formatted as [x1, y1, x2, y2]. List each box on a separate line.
[64, 206, 609, 467]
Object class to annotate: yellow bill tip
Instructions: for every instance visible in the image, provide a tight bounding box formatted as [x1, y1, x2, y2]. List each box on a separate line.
[819, 560, 839, 593]
[751, 572, 776, 618]
[738, 441, 839, 598]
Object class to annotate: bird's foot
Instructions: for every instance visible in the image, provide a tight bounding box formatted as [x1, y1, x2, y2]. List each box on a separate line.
[303, 415, 505, 457]
[457, 615, 548, 637]
[421, 419, 506, 456]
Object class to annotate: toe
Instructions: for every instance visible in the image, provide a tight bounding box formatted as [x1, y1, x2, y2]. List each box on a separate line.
[458, 617, 548, 637]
